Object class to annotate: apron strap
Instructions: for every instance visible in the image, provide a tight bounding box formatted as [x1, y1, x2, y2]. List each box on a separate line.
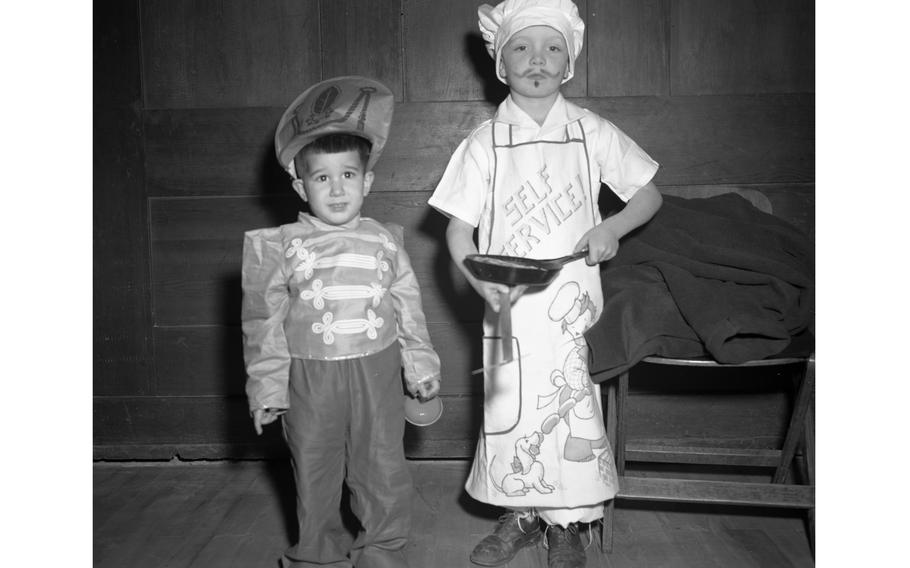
[565, 120, 585, 143]
[492, 121, 512, 148]
[570, 119, 598, 226]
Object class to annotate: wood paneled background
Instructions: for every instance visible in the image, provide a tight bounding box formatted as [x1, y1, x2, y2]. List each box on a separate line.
[94, 0, 814, 460]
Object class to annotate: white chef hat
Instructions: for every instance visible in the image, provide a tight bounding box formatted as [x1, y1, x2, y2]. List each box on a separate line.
[478, 0, 585, 85]
[275, 76, 394, 179]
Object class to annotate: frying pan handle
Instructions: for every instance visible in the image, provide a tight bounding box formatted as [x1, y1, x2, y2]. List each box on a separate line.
[549, 247, 590, 266]
[567, 247, 589, 262]
[499, 288, 513, 363]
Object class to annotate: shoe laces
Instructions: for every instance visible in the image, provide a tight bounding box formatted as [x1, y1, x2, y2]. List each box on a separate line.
[581, 522, 594, 550]
[542, 522, 594, 550]
[495, 511, 537, 536]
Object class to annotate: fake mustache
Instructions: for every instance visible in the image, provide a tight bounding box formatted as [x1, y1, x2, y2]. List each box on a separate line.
[518, 69, 560, 79]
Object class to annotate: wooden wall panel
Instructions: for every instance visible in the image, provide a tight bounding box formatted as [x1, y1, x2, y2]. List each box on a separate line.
[140, 0, 322, 109]
[379, 101, 496, 191]
[145, 103, 480, 196]
[144, 95, 812, 198]
[95, 109, 154, 396]
[670, 0, 815, 95]
[143, 102, 495, 197]
[615, 363, 797, 453]
[627, 392, 789, 449]
[404, 0, 497, 102]
[582, 94, 814, 185]
[154, 326, 246, 397]
[404, 396, 481, 458]
[587, 0, 668, 97]
[144, 103, 497, 196]
[321, 0, 404, 100]
[93, 396, 285, 460]
[144, 107, 286, 197]
[155, 321, 481, 398]
[92, 395, 479, 460]
[94, 0, 142, 108]
[94, 1, 153, 397]
[93, 383, 790, 460]
[149, 194, 292, 327]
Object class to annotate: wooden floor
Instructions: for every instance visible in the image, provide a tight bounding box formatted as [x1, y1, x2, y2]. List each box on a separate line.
[94, 459, 813, 567]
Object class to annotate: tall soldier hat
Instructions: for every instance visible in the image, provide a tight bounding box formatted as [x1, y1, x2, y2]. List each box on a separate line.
[275, 76, 394, 178]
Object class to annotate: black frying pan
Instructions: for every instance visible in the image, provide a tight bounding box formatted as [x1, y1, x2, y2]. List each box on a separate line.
[463, 249, 588, 362]
[463, 249, 588, 287]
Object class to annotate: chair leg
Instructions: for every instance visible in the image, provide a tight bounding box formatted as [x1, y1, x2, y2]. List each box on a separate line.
[598, 372, 629, 555]
[773, 356, 815, 484]
[803, 397, 815, 555]
[605, 377, 617, 460]
[601, 377, 618, 553]
[601, 499, 614, 553]
[597, 371, 630, 554]
[616, 371, 629, 476]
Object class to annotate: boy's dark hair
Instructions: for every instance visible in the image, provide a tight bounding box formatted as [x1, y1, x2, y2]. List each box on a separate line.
[299, 133, 372, 170]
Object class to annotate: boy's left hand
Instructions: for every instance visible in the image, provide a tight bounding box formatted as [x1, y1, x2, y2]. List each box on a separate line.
[252, 408, 285, 435]
[575, 222, 621, 265]
[411, 377, 441, 401]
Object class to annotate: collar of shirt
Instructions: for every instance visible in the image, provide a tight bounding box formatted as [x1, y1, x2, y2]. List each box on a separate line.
[298, 212, 362, 232]
[495, 92, 585, 135]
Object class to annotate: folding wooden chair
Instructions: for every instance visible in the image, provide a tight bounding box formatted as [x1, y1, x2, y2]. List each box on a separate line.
[600, 351, 815, 554]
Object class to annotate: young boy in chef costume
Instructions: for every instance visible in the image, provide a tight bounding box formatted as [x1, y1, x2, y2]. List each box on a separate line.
[242, 75, 441, 568]
[428, 1, 662, 566]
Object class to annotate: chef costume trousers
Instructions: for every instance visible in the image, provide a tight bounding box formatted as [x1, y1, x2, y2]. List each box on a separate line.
[281, 344, 411, 568]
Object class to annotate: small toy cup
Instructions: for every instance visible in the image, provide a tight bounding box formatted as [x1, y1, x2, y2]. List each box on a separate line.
[404, 396, 443, 426]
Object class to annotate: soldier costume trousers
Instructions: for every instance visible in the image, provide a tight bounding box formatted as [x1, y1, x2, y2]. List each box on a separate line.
[281, 344, 411, 568]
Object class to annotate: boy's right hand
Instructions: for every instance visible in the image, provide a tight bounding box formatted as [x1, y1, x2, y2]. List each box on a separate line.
[472, 280, 527, 312]
[252, 408, 285, 435]
[411, 376, 442, 401]
[445, 216, 527, 311]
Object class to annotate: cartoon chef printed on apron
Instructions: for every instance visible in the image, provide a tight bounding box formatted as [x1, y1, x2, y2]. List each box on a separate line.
[465, 117, 620, 509]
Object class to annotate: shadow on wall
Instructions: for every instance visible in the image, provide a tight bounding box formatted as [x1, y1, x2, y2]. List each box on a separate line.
[254, 139, 311, 226]
[412, 206, 485, 456]
[213, 141, 298, 464]
[213, 142, 305, 542]
[465, 31, 510, 105]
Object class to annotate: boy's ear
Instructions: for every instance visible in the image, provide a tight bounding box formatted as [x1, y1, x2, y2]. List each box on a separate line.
[362, 171, 375, 196]
[291, 178, 308, 202]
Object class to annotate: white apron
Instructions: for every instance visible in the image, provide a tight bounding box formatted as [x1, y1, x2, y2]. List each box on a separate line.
[465, 119, 620, 510]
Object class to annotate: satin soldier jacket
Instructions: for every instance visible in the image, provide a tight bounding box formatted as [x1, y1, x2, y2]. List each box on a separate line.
[242, 213, 441, 411]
